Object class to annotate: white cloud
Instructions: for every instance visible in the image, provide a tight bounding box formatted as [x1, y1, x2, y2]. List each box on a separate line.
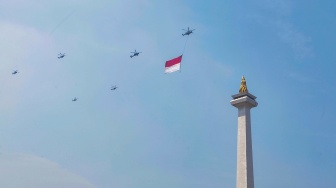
[0, 153, 97, 188]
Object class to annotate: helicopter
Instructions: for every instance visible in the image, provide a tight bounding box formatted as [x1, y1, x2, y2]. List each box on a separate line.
[182, 27, 195, 36]
[130, 50, 141, 58]
[58, 53, 66, 59]
[72, 97, 77, 101]
[12, 70, 18, 75]
[111, 85, 118, 90]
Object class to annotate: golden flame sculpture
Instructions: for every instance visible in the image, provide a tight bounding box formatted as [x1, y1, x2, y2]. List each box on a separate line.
[239, 76, 248, 93]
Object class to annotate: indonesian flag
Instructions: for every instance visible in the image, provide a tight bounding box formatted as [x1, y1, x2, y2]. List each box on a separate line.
[165, 55, 182, 73]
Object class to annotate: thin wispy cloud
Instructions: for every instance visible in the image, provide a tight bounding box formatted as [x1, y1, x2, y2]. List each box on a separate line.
[252, 0, 314, 59]
[0, 153, 97, 188]
[286, 72, 315, 83]
[275, 20, 314, 59]
[0, 21, 56, 112]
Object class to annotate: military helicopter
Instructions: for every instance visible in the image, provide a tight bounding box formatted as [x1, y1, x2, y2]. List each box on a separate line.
[72, 97, 77, 101]
[111, 85, 118, 90]
[130, 50, 141, 58]
[182, 27, 195, 36]
[12, 70, 18, 75]
[58, 53, 66, 59]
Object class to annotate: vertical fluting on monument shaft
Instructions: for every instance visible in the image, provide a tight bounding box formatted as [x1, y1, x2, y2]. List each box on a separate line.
[231, 76, 258, 188]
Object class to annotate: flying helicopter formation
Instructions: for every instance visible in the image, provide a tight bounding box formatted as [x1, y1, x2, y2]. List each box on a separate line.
[129, 27, 195, 58]
[11, 26, 195, 102]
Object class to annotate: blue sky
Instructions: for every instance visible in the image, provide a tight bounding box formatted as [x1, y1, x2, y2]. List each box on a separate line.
[0, 0, 336, 187]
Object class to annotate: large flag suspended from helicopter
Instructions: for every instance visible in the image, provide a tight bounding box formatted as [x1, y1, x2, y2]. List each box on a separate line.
[165, 55, 182, 73]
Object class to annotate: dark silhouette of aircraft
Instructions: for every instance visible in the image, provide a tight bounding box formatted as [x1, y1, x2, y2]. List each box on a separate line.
[182, 27, 195, 36]
[130, 50, 141, 58]
[58, 53, 66, 59]
[12, 70, 18, 75]
[72, 97, 77, 101]
[111, 86, 118, 91]
[111, 85, 118, 90]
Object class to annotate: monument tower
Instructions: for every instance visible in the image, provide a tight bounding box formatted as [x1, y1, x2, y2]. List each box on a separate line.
[230, 76, 258, 188]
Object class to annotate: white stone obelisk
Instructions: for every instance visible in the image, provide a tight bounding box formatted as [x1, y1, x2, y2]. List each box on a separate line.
[230, 76, 258, 188]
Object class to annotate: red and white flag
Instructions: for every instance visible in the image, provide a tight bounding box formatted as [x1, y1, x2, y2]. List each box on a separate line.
[165, 55, 182, 73]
